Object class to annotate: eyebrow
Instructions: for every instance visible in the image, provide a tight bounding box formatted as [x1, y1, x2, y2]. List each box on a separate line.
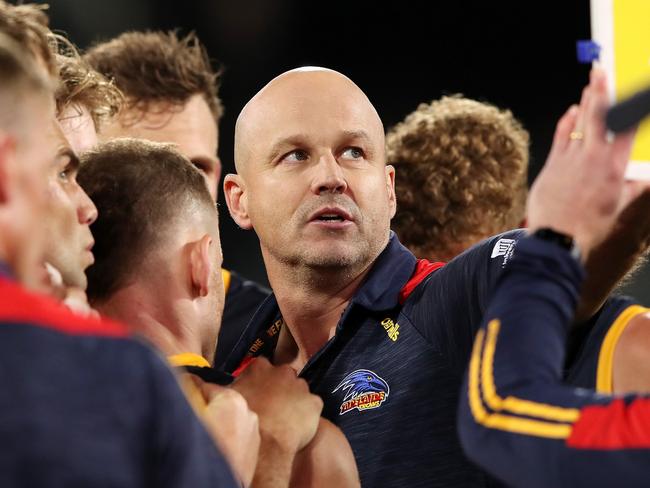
[57, 146, 80, 172]
[267, 130, 374, 160]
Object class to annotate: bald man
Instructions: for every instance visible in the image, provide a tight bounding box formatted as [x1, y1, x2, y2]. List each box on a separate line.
[222, 67, 642, 487]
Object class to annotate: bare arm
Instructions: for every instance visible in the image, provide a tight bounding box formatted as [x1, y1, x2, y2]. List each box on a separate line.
[290, 418, 360, 488]
[613, 312, 650, 394]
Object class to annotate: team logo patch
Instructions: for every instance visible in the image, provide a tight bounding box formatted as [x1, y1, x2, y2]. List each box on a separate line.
[491, 238, 516, 267]
[332, 369, 390, 415]
[491, 238, 516, 258]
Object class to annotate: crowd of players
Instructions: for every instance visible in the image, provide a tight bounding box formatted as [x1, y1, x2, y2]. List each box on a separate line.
[2, 2, 650, 487]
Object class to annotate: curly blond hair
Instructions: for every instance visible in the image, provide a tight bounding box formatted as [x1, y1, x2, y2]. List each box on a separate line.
[387, 95, 529, 261]
[55, 53, 123, 130]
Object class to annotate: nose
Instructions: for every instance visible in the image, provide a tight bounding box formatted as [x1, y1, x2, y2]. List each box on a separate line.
[310, 153, 347, 195]
[76, 184, 98, 225]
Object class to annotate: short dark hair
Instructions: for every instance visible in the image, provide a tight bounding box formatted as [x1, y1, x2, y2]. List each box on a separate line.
[84, 30, 223, 122]
[388, 95, 529, 261]
[0, 1, 58, 75]
[0, 30, 52, 132]
[78, 138, 216, 302]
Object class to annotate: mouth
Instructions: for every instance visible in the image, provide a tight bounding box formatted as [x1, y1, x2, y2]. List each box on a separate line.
[85, 241, 95, 252]
[309, 207, 355, 224]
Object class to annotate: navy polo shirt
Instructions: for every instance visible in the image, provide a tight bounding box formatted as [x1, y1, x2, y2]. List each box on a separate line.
[224, 231, 526, 487]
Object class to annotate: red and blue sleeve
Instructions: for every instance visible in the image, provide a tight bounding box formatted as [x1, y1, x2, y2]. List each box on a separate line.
[457, 236, 650, 488]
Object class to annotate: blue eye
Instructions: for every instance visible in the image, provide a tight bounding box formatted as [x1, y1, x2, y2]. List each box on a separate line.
[283, 150, 309, 163]
[341, 147, 364, 159]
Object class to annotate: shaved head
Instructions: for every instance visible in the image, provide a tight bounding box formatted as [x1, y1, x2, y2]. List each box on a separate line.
[224, 66, 395, 283]
[234, 67, 385, 174]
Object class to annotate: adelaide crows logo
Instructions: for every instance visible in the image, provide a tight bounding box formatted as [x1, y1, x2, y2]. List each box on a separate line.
[332, 369, 390, 415]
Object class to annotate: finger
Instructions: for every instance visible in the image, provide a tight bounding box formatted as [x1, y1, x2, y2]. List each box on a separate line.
[572, 82, 592, 135]
[200, 381, 226, 401]
[584, 67, 609, 147]
[549, 104, 580, 159]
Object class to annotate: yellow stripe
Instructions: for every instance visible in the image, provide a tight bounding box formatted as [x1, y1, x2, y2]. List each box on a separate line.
[467, 327, 572, 439]
[178, 373, 208, 414]
[168, 352, 211, 369]
[482, 320, 580, 422]
[221, 268, 232, 294]
[596, 305, 650, 394]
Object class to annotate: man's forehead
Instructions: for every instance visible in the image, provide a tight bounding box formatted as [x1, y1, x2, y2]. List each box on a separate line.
[243, 81, 382, 138]
[102, 103, 217, 155]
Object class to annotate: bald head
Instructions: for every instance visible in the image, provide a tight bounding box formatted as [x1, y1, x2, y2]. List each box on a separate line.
[224, 67, 396, 280]
[234, 67, 385, 174]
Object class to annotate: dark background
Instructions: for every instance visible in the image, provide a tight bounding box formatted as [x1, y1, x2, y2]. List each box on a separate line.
[42, 0, 650, 303]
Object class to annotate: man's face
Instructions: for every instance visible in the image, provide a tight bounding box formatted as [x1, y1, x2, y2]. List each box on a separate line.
[233, 71, 396, 272]
[42, 121, 98, 289]
[58, 104, 98, 155]
[101, 94, 221, 200]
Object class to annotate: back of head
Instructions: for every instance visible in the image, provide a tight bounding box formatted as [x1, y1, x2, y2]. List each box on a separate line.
[0, 1, 56, 76]
[388, 95, 529, 261]
[77, 138, 217, 303]
[84, 30, 223, 122]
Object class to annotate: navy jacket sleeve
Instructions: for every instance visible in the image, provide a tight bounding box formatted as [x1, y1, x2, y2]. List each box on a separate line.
[457, 236, 650, 488]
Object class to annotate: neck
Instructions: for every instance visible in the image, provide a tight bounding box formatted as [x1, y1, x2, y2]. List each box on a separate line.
[266, 255, 373, 371]
[96, 282, 210, 362]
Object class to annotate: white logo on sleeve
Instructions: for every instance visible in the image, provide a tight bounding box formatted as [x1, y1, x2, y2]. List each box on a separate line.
[491, 238, 516, 259]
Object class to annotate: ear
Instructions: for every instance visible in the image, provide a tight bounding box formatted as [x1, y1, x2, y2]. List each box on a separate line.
[223, 173, 253, 230]
[0, 133, 16, 204]
[189, 234, 215, 298]
[385, 164, 397, 219]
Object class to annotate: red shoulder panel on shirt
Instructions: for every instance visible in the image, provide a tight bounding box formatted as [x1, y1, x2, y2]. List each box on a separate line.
[0, 278, 128, 338]
[399, 259, 445, 304]
[567, 398, 650, 449]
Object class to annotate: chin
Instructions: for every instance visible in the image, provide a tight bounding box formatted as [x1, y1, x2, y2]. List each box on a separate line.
[303, 249, 363, 269]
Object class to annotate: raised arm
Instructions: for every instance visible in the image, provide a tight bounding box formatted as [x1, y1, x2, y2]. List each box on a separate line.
[458, 68, 650, 488]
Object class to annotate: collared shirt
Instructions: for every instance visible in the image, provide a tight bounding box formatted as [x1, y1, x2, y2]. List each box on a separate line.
[224, 231, 525, 488]
[216, 269, 270, 370]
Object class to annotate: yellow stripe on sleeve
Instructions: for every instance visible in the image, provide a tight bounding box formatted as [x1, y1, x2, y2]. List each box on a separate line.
[596, 305, 650, 394]
[467, 326, 574, 439]
[482, 321, 580, 423]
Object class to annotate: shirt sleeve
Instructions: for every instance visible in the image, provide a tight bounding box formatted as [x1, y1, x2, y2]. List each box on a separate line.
[409, 229, 526, 370]
[457, 236, 650, 488]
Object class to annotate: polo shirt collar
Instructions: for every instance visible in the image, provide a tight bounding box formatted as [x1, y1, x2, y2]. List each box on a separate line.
[350, 232, 417, 312]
